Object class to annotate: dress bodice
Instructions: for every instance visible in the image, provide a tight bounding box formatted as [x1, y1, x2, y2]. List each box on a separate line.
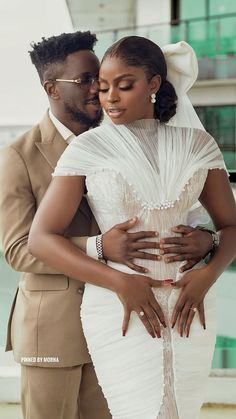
[85, 165, 208, 280]
[53, 119, 227, 279]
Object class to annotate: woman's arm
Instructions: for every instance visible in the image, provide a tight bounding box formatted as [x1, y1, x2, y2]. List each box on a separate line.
[171, 169, 236, 336]
[29, 176, 123, 289]
[28, 176, 166, 337]
[199, 169, 236, 276]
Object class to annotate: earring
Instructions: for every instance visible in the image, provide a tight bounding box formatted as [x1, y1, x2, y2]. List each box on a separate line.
[151, 93, 156, 104]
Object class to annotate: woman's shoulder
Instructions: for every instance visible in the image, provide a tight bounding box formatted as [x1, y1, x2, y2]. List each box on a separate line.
[163, 123, 216, 146]
[76, 123, 115, 141]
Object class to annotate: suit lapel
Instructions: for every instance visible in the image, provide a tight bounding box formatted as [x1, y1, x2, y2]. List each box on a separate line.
[36, 112, 67, 170]
[36, 112, 92, 223]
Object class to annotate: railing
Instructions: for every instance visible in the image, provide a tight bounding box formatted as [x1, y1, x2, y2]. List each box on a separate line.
[94, 13, 236, 59]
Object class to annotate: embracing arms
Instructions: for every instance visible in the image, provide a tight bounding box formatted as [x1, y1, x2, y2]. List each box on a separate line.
[28, 175, 169, 337]
[0, 146, 212, 275]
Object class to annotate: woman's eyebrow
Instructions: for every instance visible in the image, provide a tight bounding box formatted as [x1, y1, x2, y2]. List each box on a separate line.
[99, 73, 136, 82]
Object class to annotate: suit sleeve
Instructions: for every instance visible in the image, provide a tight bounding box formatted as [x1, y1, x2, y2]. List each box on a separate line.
[0, 146, 60, 273]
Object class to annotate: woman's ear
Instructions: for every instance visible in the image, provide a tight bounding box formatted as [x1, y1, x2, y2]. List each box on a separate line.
[150, 74, 161, 95]
[43, 80, 60, 100]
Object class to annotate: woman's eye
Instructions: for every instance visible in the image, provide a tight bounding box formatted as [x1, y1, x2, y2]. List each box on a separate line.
[119, 85, 133, 91]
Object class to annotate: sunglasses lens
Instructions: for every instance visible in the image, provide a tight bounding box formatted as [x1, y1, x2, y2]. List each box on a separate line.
[79, 74, 98, 87]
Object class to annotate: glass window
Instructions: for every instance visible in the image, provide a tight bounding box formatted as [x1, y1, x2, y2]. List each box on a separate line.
[210, 0, 236, 16]
[180, 0, 206, 20]
[195, 105, 236, 170]
[194, 105, 236, 368]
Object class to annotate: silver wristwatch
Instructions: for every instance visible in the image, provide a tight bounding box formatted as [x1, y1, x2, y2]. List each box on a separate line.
[96, 234, 104, 260]
[198, 227, 220, 252]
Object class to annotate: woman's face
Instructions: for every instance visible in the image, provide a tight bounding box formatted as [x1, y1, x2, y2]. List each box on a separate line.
[99, 56, 160, 124]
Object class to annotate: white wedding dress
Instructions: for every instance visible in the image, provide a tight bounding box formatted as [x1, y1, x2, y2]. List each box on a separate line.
[54, 119, 227, 419]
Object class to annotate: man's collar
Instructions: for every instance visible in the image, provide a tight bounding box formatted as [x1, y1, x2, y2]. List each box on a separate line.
[49, 110, 74, 142]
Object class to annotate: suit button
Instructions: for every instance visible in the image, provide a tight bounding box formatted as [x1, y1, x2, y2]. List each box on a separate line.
[77, 288, 84, 295]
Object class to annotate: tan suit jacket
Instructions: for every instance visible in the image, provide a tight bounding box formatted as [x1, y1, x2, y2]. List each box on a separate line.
[0, 112, 99, 367]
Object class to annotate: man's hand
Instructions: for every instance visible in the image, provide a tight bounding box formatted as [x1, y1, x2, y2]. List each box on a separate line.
[102, 220, 213, 273]
[159, 225, 213, 272]
[103, 217, 160, 273]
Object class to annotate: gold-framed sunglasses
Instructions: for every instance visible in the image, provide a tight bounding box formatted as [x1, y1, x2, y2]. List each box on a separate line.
[48, 73, 99, 88]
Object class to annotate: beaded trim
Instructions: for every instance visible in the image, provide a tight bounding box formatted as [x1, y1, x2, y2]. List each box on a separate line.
[141, 200, 175, 211]
[52, 166, 226, 211]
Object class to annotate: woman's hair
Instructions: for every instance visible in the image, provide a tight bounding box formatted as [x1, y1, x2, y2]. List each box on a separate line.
[102, 36, 177, 123]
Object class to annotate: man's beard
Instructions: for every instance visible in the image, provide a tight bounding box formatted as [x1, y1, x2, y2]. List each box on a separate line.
[64, 102, 103, 128]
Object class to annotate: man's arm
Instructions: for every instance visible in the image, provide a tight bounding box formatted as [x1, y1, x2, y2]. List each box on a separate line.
[0, 146, 59, 273]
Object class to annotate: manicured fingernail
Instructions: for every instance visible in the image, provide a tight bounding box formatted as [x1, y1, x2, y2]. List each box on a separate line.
[157, 255, 162, 261]
[156, 331, 161, 338]
[155, 231, 159, 236]
[144, 268, 149, 273]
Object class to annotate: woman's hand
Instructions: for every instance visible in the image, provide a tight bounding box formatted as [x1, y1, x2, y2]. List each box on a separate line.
[171, 268, 216, 337]
[116, 274, 169, 338]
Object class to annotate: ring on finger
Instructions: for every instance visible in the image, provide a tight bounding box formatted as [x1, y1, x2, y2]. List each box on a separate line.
[139, 310, 145, 317]
[190, 307, 197, 313]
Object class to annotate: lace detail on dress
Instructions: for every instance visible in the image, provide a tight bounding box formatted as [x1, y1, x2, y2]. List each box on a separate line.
[154, 287, 179, 419]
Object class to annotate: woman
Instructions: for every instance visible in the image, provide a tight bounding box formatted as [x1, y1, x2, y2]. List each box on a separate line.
[29, 37, 236, 419]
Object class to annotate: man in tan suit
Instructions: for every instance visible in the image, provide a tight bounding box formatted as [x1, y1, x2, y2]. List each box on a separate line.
[0, 31, 112, 419]
[0, 31, 214, 419]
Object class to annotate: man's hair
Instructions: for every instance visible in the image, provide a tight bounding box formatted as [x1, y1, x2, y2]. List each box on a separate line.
[29, 31, 97, 82]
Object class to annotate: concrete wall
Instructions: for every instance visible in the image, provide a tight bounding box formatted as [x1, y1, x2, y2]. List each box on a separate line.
[67, 0, 136, 31]
[0, 0, 73, 126]
[136, 0, 171, 25]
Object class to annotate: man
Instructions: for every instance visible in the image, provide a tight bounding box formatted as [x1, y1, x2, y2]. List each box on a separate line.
[0, 31, 214, 419]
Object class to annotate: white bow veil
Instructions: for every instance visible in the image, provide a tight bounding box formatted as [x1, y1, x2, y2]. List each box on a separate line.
[163, 41, 210, 226]
[163, 41, 205, 131]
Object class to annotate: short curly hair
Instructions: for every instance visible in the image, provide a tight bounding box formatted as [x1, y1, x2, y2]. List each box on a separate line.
[29, 31, 97, 82]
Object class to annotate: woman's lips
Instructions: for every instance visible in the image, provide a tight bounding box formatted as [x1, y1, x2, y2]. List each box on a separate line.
[107, 108, 126, 118]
